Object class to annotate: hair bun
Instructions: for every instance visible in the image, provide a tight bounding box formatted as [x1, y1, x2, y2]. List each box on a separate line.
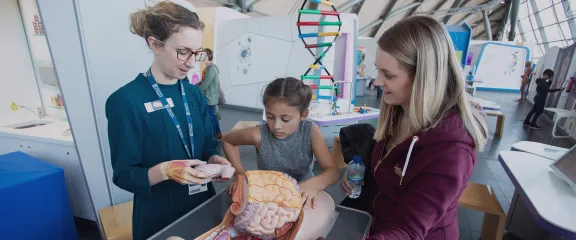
[129, 9, 150, 38]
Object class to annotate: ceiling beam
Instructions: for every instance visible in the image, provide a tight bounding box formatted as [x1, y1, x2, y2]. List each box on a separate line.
[442, 0, 464, 24]
[234, 0, 246, 12]
[495, 2, 512, 40]
[404, 0, 423, 18]
[473, 22, 500, 38]
[337, 0, 363, 12]
[469, 5, 507, 27]
[482, 9, 492, 40]
[359, 1, 421, 36]
[368, 0, 399, 37]
[430, 0, 448, 14]
[508, 0, 521, 41]
[458, 12, 476, 24]
[350, 0, 366, 14]
[469, 20, 501, 27]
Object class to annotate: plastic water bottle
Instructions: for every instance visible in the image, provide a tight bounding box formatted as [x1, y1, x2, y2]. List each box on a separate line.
[347, 155, 365, 199]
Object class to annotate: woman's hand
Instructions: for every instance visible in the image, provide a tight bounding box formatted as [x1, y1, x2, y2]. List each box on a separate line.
[300, 180, 320, 209]
[158, 160, 211, 185]
[339, 170, 352, 195]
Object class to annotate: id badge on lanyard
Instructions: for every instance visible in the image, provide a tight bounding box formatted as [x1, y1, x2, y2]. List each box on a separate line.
[145, 69, 206, 194]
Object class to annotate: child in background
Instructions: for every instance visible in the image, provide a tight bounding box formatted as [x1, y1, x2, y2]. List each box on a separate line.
[222, 77, 339, 209]
[524, 69, 565, 129]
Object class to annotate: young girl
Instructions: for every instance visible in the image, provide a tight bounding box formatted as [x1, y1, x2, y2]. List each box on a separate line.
[222, 77, 339, 209]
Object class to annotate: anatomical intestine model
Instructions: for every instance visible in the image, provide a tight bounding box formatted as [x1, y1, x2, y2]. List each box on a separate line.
[181, 170, 336, 240]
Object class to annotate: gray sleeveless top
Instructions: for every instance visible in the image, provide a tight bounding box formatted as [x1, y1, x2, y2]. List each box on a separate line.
[257, 120, 314, 182]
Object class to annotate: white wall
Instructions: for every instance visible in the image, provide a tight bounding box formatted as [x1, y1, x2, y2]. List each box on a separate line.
[73, 0, 155, 204]
[17, 0, 67, 120]
[37, 0, 115, 227]
[468, 42, 529, 90]
[213, 7, 250, 52]
[0, 0, 43, 119]
[358, 36, 377, 78]
[17, 0, 51, 63]
[215, 13, 357, 110]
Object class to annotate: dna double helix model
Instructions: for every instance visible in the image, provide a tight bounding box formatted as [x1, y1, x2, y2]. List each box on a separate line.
[296, 0, 342, 115]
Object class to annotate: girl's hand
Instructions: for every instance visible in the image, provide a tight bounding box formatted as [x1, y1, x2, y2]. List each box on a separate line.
[226, 177, 239, 195]
[339, 170, 352, 195]
[300, 180, 319, 209]
[208, 155, 232, 166]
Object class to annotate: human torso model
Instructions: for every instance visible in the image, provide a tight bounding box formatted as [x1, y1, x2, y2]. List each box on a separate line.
[184, 170, 336, 240]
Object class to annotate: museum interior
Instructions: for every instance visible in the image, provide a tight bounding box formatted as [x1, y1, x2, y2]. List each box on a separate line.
[1, 0, 576, 239]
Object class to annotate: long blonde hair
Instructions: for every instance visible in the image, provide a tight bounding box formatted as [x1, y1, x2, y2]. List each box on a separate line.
[374, 16, 488, 151]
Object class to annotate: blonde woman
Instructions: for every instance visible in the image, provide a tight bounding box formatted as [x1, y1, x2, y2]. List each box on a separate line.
[340, 16, 488, 239]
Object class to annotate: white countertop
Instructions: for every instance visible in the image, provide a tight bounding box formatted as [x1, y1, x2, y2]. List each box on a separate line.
[499, 151, 576, 233]
[0, 114, 74, 146]
[511, 141, 568, 160]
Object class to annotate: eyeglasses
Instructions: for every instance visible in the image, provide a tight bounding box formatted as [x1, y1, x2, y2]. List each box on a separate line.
[157, 39, 207, 62]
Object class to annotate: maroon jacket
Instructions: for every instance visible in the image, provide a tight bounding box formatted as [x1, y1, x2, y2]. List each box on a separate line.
[365, 111, 476, 240]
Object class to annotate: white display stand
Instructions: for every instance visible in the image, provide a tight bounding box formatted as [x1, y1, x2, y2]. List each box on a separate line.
[499, 151, 576, 239]
[511, 141, 568, 160]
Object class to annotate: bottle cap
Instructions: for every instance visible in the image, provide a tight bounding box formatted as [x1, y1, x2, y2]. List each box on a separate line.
[353, 155, 362, 163]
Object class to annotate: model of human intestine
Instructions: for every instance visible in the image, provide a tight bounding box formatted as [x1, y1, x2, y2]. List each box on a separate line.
[195, 164, 236, 180]
[183, 170, 336, 240]
[231, 171, 302, 239]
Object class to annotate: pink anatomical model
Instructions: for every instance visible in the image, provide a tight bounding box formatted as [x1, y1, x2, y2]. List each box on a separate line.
[191, 170, 336, 240]
[194, 164, 236, 180]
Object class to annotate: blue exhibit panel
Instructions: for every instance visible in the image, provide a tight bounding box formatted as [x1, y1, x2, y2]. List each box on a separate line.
[446, 24, 472, 67]
[0, 151, 78, 240]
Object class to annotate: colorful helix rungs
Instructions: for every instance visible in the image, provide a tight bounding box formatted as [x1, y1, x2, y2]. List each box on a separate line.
[296, 21, 342, 26]
[309, 85, 333, 90]
[310, 0, 333, 6]
[301, 75, 334, 80]
[298, 9, 340, 15]
[299, 32, 340, 38]
[309, 64, 326, 69]
[304, 42, 333, 49]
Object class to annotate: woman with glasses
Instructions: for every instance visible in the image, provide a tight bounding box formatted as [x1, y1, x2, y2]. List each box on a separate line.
[105, 2, 231, 239]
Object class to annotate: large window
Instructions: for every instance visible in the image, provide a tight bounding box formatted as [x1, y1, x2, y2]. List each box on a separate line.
[514, 0, 576, 62]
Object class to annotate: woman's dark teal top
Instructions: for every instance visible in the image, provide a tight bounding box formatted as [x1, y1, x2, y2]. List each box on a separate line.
[105, 73, 219, 240]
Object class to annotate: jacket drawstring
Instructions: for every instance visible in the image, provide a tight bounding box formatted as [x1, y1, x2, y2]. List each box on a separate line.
[399, 136, 419, 185]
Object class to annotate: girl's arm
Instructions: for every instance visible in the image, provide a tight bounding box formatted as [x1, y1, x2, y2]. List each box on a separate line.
[221, 126, 261, 176]
[303, 123, 339, 190]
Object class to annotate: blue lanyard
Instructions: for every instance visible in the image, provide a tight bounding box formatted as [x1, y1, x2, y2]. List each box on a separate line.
[145, 69, 194, 159]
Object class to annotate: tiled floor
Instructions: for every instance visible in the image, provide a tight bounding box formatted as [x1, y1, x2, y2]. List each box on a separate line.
[77, 89, 575, 239]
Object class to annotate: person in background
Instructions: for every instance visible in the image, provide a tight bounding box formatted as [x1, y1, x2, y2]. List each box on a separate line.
[105, 2, 230, 239]
[358, 52, 366, 77]
[523, 69, 564, 129]
[222, 77, 339, 209]
[197, 48, 222, 139]
[517, 61, 533, 102]
[339, 16, 488, 239]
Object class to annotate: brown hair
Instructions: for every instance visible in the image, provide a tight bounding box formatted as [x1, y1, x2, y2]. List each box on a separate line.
[130, 1, 204, 46]
[263, 77, 313, 113]
[205, 48, 214, 61]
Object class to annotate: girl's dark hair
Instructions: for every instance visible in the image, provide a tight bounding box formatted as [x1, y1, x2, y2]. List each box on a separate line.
[205, 48, 214, 61]
[130, 2, 204, 46]
[263, 77, 313, 113]
[543, 69, 554, 77]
